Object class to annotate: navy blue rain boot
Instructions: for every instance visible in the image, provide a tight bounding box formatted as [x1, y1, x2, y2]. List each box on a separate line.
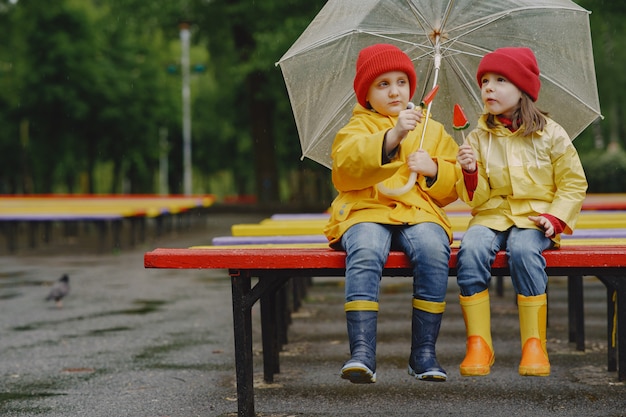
[408, 300, 447, 382]
[341, 310, 377, 383]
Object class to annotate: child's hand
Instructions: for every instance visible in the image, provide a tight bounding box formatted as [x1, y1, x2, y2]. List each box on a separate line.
[397, 106, 424, 131]
[528, 215, 555, 238]
[457, 143, 477, 172]
[387, 107, 424, 146]
[408, 149, 437, 177]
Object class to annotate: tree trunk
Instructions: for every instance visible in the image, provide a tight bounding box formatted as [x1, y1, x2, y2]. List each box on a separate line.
[248, 72, 279, 204]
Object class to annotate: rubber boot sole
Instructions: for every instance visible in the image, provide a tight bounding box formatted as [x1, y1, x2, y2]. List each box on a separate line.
[341, 361, 376, 384]
[407, 365, 447, 382]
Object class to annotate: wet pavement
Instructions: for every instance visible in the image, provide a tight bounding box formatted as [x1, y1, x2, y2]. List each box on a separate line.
[0, 212, 625, 416]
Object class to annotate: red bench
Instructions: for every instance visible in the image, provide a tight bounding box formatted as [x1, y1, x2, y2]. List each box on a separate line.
[144, 244, 626, 417]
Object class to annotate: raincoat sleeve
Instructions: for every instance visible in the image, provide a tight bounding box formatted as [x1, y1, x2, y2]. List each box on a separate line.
[542, 125, 587, 233]
[417, 122, 459, 207]
[331, 116, 405, 191]
[455, 129, 491, 207]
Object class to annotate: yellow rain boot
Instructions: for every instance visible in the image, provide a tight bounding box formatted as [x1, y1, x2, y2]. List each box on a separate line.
[459, 290, 495, 376]
[518, 294, 550, 377]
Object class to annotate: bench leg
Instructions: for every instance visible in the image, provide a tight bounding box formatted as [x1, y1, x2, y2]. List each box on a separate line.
[28, 221, 38, 249]
[495, 275, 504, 297]
[231, 272, 255, 417]
[606, 287, 617, 372]
[261, 287, 280, 382]
[567, 275, 585, 351]
[614, 280, 625, 381]
[231, 272, 292, 416]
[260, 276, 291, 383]
[5, 221, 18, 253]
[597, 275, 626, 381]
[112, 219, 122, 251]
[278, 282, 290, 345]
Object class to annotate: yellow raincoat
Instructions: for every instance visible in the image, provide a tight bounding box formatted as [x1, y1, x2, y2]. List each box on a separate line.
[455, 114, 587, 246]
[324, 104, 459, 246]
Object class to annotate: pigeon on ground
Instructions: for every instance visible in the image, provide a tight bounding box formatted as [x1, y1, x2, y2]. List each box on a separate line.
[45, 274, 70, 308]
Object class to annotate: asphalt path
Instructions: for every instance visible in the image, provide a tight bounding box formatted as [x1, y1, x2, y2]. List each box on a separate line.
[0, 212, 624, 416]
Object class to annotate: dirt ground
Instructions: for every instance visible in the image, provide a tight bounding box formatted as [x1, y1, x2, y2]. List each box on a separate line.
[0, 211, 625, 417]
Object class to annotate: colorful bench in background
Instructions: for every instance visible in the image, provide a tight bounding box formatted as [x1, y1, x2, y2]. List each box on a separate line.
[0, 194, 215, 252]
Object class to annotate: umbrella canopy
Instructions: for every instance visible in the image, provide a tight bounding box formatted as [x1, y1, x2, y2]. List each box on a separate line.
[277, 0, 602, 169]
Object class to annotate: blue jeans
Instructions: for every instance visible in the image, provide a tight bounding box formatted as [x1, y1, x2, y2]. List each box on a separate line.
[340, 222, 451, 303]
[457, 225, 554, 297]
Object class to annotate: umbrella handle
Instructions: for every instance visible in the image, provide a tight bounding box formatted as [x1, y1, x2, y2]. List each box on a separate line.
[376, 171, 417, 196]
[376, 82, 438, 197]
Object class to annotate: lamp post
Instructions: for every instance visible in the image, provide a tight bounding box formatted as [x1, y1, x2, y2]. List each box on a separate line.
[159, 127, 169, 196]
[179, 21, 192, 195]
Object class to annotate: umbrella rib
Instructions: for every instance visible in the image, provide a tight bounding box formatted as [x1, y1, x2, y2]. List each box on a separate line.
[440, 6, 589, 58]
[540, 74, 602, 119]
[277, 29, 372, 62]
[447, 57, 482, 106]
[404, 0, 439, 46]
[450, 6, 589, 34]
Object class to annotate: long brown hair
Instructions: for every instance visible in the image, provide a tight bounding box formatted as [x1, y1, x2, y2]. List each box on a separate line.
[485, 94, 548, 136]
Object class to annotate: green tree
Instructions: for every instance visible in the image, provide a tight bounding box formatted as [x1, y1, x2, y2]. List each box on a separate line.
[575, 0, 626, 150]
[0, 0, 619, 197]
[190, 0, 328, 203]
[9, 0, 102, 192]
[0, 1, 22, 193]
[1, 0, 182, 194]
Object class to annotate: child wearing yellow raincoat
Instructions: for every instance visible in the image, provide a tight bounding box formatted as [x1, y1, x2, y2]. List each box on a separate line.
[323, 44, 459, 384]
[456, 47, 588, 377]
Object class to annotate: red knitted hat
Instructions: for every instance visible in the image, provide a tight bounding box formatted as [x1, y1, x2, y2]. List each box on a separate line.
[476, 47, 541, 101]
[353, 44, 417, 108]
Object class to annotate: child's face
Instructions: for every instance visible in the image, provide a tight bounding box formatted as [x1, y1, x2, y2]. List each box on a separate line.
[479, 72, 522, 119]
[366, 71, 411, 116]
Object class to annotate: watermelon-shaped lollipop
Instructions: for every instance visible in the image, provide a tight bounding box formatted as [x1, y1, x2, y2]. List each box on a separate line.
[453, 103, 470, 142]
[420, 85, 439, 108]
[407, 85, 439, 111]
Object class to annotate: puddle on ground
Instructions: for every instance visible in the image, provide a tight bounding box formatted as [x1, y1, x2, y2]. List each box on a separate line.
[132, 331, 228, 372]
[134, 333, 209, 361]
[0, 270, 27, 279]
[0, 391, 64, 401]
[11, 299, 168, 332]
[0, 291, 21, 300]
[115, 299, 166, 315]
[0, 279, 49, 289]
[87, 326, 133, 335]
[0, 380, 67, 414]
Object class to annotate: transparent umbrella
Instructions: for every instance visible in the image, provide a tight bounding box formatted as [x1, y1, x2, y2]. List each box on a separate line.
[276, 0, 602, 170]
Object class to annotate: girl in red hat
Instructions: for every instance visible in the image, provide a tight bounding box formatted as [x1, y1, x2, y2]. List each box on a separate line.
[455, 47, 588, 377]
[324, 43, 459, 383]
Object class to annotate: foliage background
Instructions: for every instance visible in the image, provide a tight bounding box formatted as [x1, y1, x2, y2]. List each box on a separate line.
[0, 0, 622, 205]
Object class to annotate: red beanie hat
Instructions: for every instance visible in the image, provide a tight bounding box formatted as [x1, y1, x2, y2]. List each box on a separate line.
[476, 47, 541, 101]
[353, 44, 417, 108]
